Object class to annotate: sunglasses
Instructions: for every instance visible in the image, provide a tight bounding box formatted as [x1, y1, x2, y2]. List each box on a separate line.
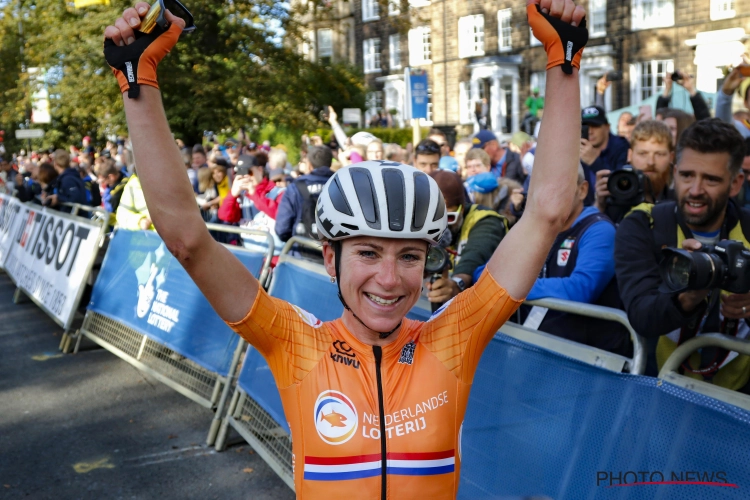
[141, 0, 197, 34]
[415, 143, 441, 155]
[446, 205, 462, 225]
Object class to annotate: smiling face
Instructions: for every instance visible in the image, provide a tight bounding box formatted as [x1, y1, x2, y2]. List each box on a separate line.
[674, 148, 744, 232]
[324, 237, 427, 342]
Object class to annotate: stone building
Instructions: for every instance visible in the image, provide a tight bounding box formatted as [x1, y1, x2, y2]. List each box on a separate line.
[297, 0, 750, 136]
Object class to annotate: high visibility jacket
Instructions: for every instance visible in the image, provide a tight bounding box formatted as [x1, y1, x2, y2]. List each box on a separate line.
[228, 271, 521, 499]
[115, 175, 153, 230]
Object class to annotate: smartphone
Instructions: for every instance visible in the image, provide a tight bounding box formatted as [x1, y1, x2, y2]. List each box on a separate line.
[740, 66, 750, 77]
[671, 71, 683, 82]
[605, 71, 623, 82]
[319, 106, 330, 122]
[234, 165, 250, 176]
[581, 125, 590, 140]
[141, 0, 197, 34]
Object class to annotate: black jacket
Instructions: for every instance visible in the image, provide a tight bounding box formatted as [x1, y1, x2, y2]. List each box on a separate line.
[615, 200, 749, 338]
[490, 149, 526, 185]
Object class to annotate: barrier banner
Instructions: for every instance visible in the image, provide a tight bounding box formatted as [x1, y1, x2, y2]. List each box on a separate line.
[88, 229, 266, 376]
[0, 194, 24, 268]
[4, 204, 104, 329]
[458, 333, 750, 499]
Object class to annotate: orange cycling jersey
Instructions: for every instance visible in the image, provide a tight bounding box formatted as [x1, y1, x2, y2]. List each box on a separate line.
[228, 271, 521, 499]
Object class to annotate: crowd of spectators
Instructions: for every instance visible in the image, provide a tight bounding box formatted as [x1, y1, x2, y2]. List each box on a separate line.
[5, 67, 750, 394]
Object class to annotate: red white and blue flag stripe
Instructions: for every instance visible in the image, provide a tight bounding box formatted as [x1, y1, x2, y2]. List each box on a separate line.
[304, 450, 455, 481]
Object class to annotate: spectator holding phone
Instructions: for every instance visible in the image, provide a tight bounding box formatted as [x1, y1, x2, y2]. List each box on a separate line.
[658, 71, 710, 121]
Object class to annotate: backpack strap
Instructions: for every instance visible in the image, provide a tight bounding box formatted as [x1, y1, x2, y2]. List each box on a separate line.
[295, 179, 311, 202]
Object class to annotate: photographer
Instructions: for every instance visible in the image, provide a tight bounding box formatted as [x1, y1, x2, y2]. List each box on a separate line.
[426, 171, 507, 307]
[594, 120, 674, 224]
[615, 119, 750, 390]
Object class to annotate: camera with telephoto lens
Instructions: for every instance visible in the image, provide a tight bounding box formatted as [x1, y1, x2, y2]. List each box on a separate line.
[425, 246, 451, 275]
[607, 166, 646, 207]
[660, 240, 750, 294]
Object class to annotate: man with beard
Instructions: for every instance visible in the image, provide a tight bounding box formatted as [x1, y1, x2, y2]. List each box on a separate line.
[593, 120, 674, 224]
[615, 119, 750, 390]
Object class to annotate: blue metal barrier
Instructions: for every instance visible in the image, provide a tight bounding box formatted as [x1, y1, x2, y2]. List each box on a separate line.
[458, 332, 750, 499]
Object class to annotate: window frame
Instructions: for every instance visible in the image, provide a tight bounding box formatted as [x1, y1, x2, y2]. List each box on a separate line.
[497, 9, 512, 52]
[458, 14, 485, 59]
[630, 59, 674, 103]
[389, 34, 402, 70]
[631, 0, 674, 31]
[362, 0, 380, 22]
[589, 0, 607, 38]
[408, 26, 432, 66]
[363, 38, 382, 74]
[710, 0, 736, 20]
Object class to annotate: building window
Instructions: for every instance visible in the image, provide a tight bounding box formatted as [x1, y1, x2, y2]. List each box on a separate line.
[389, 34, 402, 70]
[711, 0, 735, 20]
[590, 0, 606, 37]
[317, 29, 333, 62]
[426, 86, 433, 124]
[529, 27, 542, 47]
[363, 38, 381, 74]
[409, 0, 431, 7]
[631, 60, 673, 102]
[497, 9, 512, 52]
[631, 0, 674, 30]
[530, 72, 546, 97]
[367, 91, 384, 112]
[458, 15, 485, 58]
[362, 0, 380, 21]
[408, 26, 432, 66]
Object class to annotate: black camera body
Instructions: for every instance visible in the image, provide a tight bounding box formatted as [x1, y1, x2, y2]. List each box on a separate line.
[607, 166, 646, 207]
[661, 240, 750, 294]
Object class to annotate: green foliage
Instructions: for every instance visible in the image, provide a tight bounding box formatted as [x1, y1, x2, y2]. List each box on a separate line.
[0, 0, 367, 152]
[312, 127, 430, 148]
[257, 123, 301, 165]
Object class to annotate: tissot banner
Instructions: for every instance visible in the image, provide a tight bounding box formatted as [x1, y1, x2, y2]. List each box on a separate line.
[87, 229, 267, 376]
[4, 203, 103, 328]
[0, 194, 24, 269]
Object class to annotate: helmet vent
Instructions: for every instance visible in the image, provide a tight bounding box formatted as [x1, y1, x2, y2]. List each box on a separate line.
[382, 168, 406, 231]
[411, 172, 430, 231]
[329, 177, 353, 216]
[350, 168, 381, 229]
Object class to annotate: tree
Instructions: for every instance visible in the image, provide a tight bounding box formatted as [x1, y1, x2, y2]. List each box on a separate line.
[0, 0, 366, 150]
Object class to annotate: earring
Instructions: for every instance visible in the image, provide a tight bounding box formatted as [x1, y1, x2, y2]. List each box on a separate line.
[330, 277, 336, 283]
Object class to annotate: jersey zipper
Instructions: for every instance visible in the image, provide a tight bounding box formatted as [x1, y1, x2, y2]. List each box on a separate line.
[373, 346, 387, 500]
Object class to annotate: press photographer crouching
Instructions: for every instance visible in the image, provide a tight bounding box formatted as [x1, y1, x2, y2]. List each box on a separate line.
[615, 119, 750, 391]
[593, 120, 674, 224]
[425, 171, 507, 310]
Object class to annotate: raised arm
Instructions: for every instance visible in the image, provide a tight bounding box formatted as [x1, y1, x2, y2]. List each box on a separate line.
[105, 4, 258, 322]
[487, 0, 588, 299]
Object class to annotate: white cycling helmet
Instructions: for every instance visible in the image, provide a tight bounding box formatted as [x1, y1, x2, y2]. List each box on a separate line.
[316, 160, 447, 244]
[350, 131, 378, 146]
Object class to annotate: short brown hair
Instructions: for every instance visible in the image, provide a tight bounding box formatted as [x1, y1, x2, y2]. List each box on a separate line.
[38, 162, 58, 185]
[630, 120, 674, 151]
[53, 149, 70, 170]
[677, 118, 745, 177]
[465, 148, 491, 167]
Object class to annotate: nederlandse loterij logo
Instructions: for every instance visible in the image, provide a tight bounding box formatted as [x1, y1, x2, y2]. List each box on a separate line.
[314, 390, 358, 445]
[291, 305, 323, 328]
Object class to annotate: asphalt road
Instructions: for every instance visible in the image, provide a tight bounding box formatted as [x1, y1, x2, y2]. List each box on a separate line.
[0, 272, 295, 500]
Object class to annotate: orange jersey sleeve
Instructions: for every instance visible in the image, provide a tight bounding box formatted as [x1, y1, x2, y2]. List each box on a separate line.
[419, 270, 522, 383]
[226, 287, 332, 388]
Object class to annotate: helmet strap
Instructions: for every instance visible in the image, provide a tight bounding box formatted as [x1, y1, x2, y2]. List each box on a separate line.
[332, 240, 402, 339]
